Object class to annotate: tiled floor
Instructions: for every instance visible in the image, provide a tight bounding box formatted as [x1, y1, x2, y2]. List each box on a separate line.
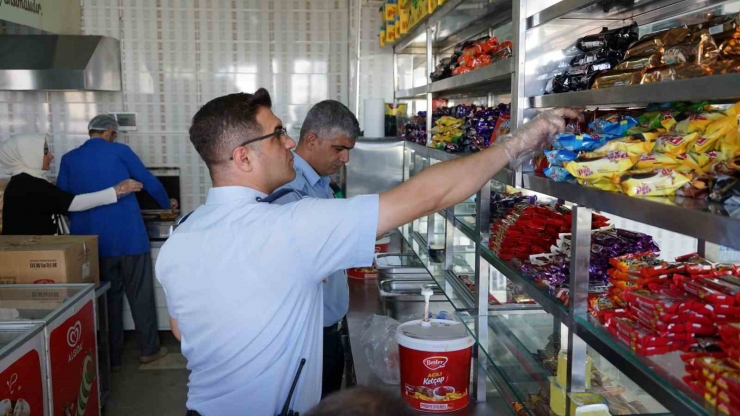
[102, 332, 189, 416]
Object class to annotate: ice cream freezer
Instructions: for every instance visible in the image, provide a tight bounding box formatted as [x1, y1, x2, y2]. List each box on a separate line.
[0, 284, 100, 416]
[0, 322, 48, 416]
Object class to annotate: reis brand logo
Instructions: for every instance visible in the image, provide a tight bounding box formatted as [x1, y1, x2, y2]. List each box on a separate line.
[423, 356, 448, 371]
[67, 321, 83, 363]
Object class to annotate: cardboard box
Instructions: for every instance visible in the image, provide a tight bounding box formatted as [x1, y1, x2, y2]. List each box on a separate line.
[0, 235, 99, 287]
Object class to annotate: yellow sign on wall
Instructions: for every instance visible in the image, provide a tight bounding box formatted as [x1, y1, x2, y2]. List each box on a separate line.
[0, 0, 81, 34]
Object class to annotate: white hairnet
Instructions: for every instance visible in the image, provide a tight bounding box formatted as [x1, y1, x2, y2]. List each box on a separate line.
[88, 114, 119, 132]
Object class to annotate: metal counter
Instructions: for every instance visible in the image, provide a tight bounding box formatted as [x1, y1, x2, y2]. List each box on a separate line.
[346, 278, 515, 416]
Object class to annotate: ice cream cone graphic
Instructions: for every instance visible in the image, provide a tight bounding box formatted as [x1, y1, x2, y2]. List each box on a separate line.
[75, 351, 95, 416]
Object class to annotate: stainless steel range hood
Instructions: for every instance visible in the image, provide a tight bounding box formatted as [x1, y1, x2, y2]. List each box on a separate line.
[0, 35, 121, 91]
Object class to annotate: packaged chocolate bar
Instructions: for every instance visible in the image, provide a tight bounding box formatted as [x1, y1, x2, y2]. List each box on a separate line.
[571, 48, 625, 67]
[720, 39, 740, 57]
[662, 33, 719, 66]
[675, 275, 737, 305]
[565, 150, 638, 180]
[710, 174, 740, 205]
[641, 63, 713, 83]
[615, 54, 663, 71]
[713, 58, 740, 74]
[625, 288, 694, 314]
[624, 26, 692, 59]
[592, 69, 643, 89]
[577, 22, 639, 53]
[620, 169, 691, 197]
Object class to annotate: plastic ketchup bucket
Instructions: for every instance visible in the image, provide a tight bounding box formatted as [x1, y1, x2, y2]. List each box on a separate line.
[395, 319, 475, 413]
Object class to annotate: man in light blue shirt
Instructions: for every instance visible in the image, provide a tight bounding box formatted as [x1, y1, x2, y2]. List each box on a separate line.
[275, 100, 359, 398]
[155, 87, 578, 416]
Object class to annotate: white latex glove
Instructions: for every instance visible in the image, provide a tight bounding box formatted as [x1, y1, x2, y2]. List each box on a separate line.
[114, 179, 143, 198]
[494, 108, 584, 168]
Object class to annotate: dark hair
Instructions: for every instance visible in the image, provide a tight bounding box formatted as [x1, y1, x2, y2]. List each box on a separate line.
[89, 129, 107, 137]
[189, 88, 273, 166]
[300, 100, 360, 142]
[305, 387, 415, 416]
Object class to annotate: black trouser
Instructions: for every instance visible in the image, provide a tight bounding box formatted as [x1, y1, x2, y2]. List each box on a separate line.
[322, 321, 345, 398]
[185, 411, 201, 416]
[101, 253, 160, 366]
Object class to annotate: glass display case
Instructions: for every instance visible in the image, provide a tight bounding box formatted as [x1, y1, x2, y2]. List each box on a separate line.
[386, 0, 740, 413]
[0, 284, 99, 416]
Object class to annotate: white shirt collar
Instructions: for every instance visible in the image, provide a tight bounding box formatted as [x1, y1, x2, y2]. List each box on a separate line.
[205, 186, 267, 205]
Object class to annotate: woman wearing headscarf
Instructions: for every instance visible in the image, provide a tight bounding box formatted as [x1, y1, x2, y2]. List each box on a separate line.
[0, 133, 142, 235]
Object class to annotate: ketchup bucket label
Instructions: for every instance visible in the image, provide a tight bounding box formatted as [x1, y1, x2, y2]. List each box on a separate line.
[398, 345, 472, 412]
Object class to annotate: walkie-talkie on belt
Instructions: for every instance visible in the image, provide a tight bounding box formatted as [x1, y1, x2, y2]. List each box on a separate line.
[278, 358, 306, 416]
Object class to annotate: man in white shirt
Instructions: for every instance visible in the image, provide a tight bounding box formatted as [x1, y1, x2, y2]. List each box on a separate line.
[275, 100, 359, 398]
[155, 88, 578, 416]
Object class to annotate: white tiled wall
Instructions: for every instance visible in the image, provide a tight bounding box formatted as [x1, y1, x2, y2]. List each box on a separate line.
[2, 0, 364, 213]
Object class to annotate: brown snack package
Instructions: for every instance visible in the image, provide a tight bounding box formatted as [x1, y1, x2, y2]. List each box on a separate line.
[592, 69, 644, 89]
[720, 38, 740, 57]
[712, 58, 740, 74]
[662, 33, 719, 66]
[615, 54, 663, 71]
[624, 26, 691, 59]
[641, 64, 712, 83]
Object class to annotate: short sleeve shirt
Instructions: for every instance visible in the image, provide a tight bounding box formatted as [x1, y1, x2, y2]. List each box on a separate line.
[155, 186, 379, 416]
[2, 173, 74, 235]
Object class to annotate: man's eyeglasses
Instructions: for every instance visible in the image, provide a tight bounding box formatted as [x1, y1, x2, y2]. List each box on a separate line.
[230, 127, 287, 160]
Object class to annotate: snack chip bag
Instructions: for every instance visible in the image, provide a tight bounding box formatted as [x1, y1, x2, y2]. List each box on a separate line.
[673, 112, 727, 134]
[654, 132, 700, 155]
[698, 115, 739, 149]
[721, 142, 740, 159]
[681, 151, 726, 174]
[639, 110, 680, 131]
[578, 177, 621, 192]
[565, 150, 638, 180]
[635, 152, 683, 170]
[620, 169, 691, 196]
[589, 114, 639, 136]
[550, 132, 616, 152]
[545, 149, 578, 167]
[544, 166, 575, 182]
[594, 135, 655, 157]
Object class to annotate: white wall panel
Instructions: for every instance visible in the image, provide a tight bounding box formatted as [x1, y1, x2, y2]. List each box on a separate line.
[1, 0, 351, 214]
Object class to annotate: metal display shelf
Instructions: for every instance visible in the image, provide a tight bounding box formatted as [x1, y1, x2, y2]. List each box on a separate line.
[430, 59, 514, 96]
[395, 84, 428, 99]
[523, 173, 740, 251]
[405, 141, 515, 184]
[529, 74, 740, 108]
[390, 0, 511, 54]
[479, 245, 709, 416]
[481, 246, 571, 325]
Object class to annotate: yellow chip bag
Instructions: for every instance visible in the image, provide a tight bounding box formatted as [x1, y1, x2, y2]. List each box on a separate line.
[673, 112, 727, 135]
[720, 142, 740, 159]
[654, 133, 699, 155]
[595, 136, 655, 157]
[682, 151, 727, 173]
[701, 115, 739, 147]
[578, 178, 621, 192]
[565, 150, 638, 180]
[620, 169, 691, 197]
[635, 152, 682, 170]
[436, 116, 463, 128]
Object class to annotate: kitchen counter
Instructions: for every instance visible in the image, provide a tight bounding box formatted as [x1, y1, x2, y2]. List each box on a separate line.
[346, 274, 515, 415]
